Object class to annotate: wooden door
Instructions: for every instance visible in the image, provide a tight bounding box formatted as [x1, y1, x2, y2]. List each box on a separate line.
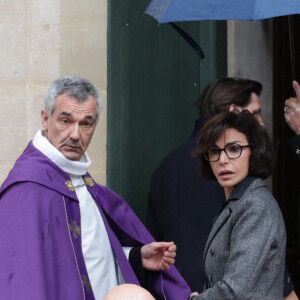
[107, 0, 227, 221]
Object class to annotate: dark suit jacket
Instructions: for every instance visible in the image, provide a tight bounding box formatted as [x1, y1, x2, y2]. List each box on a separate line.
[146, 118, 225, 292]
[288, 134, 300, 158]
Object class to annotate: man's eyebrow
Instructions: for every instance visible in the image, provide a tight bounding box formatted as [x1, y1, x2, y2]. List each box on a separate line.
[85, 115, 95, 120]
[58, 111, 96, 120]
[58, 111, 72, 117]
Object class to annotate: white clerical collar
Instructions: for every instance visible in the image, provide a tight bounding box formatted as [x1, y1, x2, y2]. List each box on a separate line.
[32, 129, 91, 176]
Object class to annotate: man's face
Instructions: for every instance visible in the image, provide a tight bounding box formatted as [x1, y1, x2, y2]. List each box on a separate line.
[41, 93, 98, 161]
[229, 92, 265, 126]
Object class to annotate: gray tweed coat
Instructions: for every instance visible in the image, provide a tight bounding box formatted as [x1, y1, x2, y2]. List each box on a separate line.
[195, 177, 286, 300]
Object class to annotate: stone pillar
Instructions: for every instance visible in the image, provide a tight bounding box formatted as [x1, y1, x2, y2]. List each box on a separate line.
[0, 0, 107, 184]
[60, 0, 107, 183]
[227, 19, 273, 135]
[227, 19, 273, 188]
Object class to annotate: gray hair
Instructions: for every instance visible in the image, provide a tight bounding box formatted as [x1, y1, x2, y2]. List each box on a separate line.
[45, 75, 103, 122]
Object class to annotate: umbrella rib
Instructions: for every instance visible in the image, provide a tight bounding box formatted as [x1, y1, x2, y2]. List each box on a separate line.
[169, 22, 205, 59]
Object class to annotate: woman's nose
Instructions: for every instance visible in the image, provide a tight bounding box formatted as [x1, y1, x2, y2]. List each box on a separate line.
[219, 149, 229, 164]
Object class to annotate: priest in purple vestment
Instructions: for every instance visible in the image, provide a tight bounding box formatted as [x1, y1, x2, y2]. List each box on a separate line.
[0, 76, 191, 300]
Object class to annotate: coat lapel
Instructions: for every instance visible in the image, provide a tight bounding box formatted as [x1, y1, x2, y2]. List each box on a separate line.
[203, 205, 232, 262]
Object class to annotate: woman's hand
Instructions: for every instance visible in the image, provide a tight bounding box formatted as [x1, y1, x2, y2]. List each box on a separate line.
[189, 291, 199, 299]
[141, 241, 176, 271]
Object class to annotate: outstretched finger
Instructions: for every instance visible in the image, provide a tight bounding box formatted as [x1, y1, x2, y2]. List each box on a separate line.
[292, 81, 300, 103]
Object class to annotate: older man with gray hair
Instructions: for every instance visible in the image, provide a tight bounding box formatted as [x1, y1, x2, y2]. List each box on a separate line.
[0, 76, 190, 300]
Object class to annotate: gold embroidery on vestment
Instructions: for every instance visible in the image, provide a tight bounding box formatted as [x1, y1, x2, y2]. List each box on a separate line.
[84, 177, 94, 187]
[69, 220, 80, 239]
[65, 180, 75, 192]
[82, 274, 92, 293]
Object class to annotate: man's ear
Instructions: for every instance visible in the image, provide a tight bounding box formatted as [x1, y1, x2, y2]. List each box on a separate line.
[41, 110, 50, 132]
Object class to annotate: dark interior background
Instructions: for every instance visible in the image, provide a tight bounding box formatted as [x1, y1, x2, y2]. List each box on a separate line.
[273, 14, 300, 294]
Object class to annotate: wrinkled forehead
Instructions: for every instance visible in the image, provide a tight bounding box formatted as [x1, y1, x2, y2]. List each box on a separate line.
[53, 94, 98, 117]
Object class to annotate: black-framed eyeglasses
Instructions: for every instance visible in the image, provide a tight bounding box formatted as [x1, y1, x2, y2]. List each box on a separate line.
[204, 143, 251, 162]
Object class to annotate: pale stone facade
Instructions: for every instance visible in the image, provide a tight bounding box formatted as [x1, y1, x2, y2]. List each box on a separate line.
[0, 0, 107, 185]
[227, 19, 273, 136]
[227, 19, 273, 188]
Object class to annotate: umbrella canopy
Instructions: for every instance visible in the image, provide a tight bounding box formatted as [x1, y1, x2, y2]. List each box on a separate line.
[145, 0, 300, 23]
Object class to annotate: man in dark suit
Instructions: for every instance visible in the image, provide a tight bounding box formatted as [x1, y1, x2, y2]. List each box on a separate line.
[147, 77, 297, 299]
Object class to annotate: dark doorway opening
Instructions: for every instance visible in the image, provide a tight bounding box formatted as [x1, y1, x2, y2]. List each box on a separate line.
[273, 14, 300, 294]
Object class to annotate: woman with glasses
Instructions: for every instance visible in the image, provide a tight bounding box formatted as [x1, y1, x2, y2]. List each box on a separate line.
[190, 110, 286, 300]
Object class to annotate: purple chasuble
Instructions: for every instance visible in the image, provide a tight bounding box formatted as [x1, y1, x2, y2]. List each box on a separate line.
[0, 142, 191, 300]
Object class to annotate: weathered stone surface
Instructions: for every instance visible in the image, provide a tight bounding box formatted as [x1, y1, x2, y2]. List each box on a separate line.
[0, 0, 107, 185]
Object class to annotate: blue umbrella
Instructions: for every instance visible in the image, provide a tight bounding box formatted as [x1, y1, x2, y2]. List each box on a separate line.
[145, 0, 300, 81]
[145, 0, 300, 23]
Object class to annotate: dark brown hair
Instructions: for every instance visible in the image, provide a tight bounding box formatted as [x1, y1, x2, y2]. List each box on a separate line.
[195, 77, 262, 117]
[194, 111, 275, 180]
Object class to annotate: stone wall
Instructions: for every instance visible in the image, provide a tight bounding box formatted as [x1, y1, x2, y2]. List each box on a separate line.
[0, 0, 107, 184]
[227, 19, 273, 189]
[227, 20, 273, 135]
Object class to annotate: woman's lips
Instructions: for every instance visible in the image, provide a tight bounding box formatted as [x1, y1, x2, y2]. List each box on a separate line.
[218, 170, 233, 180]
